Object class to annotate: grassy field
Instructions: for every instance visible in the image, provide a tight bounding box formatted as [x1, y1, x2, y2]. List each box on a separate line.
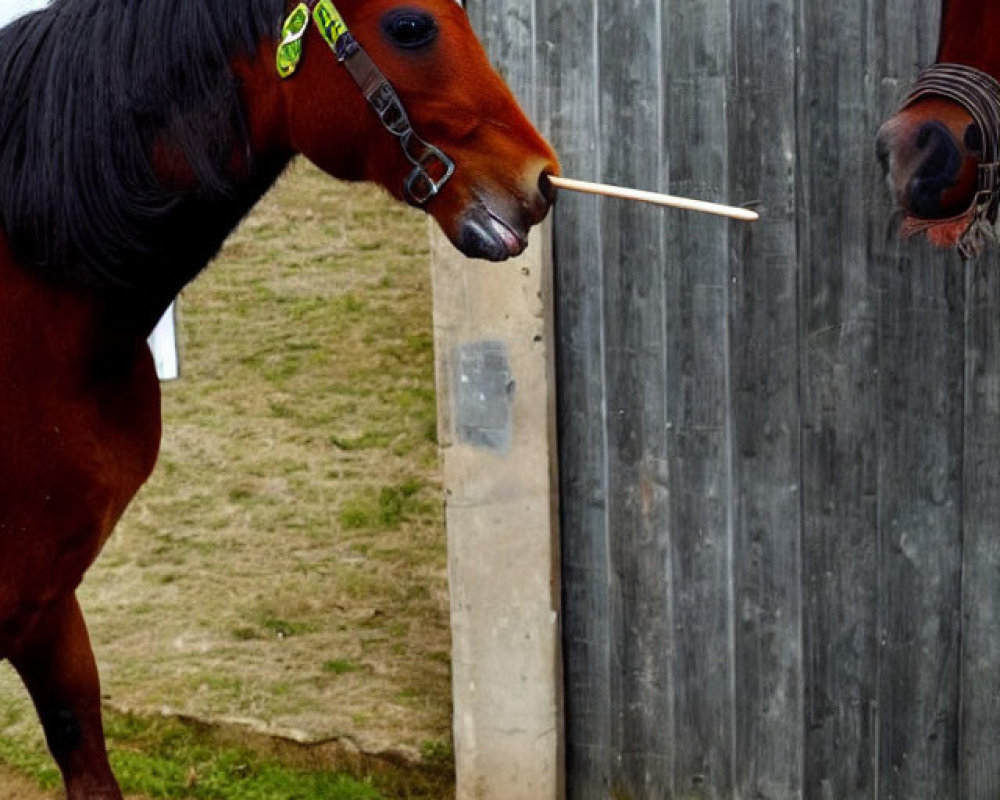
[0, 161, 453, 798]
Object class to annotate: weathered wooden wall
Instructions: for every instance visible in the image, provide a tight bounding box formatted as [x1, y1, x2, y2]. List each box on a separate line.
[468, 0, 1000, 797]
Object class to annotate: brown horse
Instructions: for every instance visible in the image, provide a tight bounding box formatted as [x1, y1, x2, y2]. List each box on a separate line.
[0, 0, 557, 797]
[876, 0, 1000, 254]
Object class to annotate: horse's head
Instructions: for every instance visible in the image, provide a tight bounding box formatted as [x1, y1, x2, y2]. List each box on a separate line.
[266, 0, 559, 261]
[875, 95, 982, 247]
[874, 1, 1000, 253]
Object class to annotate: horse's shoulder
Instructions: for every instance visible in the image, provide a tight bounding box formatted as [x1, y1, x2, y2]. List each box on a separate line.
[0, 242, 162, 508]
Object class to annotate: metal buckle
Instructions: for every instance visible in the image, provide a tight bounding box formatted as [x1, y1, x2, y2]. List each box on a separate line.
[402, 133, 456, 206]
[312, 18, 457, 207]
[974, 187, 995, 209]
[370, 85, 413, 138]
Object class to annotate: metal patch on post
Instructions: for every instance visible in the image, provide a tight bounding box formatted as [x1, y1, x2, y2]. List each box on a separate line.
[276, 2, 310, 79]
[453, 342, 515, 454]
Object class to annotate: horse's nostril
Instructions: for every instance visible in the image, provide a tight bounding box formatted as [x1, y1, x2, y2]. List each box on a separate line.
[912, 121, 961, 185]
[915, 123, 934, 150]
[907, 177, 948, 218]
[914, 120, 958, 160]
[965, 122, 983, 152]
[539, 171, 557, 206]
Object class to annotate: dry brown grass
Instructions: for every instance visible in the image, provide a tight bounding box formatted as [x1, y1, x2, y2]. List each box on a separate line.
[0, 765, 58, 800]
[0, 161, 451, 766]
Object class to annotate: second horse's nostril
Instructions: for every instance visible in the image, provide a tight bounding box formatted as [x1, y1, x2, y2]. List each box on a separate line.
[914, 121, 961, 184]
[916, 123, 935, 149]
[965, 122, 983, 152]
[905, 122, 965, 218]
[915, 120, 955, 151]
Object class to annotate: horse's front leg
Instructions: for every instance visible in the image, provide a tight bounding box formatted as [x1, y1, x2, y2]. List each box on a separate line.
[9, 593, 122, 800]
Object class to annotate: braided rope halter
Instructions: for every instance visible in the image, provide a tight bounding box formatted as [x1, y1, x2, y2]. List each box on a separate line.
[898, 63, 1000, 259]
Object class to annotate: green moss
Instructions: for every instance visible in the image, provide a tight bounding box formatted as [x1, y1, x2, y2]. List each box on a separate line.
[338, 479, 426, 531]
[322, 660, 361, 676]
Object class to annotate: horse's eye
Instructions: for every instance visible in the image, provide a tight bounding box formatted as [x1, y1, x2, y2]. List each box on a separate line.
[381, 10, 438, 49]
[965, 122, 983, 153]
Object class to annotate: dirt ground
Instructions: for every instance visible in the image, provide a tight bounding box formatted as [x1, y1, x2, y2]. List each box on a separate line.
[0, 767, 135, 800]
[0, 162, 451, 771]
[0, 766, 55, 800]
[0, 765, 165, 800]
[0, 769, 149, 800]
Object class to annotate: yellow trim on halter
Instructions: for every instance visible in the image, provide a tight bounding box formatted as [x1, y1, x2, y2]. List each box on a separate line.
[276, 3, 311, 79]
[313, 0, 351, 52]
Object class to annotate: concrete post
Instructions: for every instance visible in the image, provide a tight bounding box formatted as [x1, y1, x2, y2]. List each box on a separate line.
[430, 219, 563, 800]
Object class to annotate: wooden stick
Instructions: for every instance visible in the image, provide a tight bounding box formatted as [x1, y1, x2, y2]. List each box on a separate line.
[547, 175, 760, 222]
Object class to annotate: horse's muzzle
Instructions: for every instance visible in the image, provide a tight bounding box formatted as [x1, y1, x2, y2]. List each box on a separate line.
[456, 204, 530, 261]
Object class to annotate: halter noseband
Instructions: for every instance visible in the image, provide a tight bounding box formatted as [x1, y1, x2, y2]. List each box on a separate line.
[898, 62, 1000, 258]
[276, 0, 455, 207]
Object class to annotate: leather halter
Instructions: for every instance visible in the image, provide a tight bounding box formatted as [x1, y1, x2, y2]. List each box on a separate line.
[276, 0, 455, 207]
[899, 62, 1000, 258]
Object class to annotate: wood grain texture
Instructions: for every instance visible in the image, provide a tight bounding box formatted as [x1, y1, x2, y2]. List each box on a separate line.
[874, 254, 964, 800]
[870, 5, 963, 800]
[663, 0, 735, 797]
[960, 264, 1000, 800]
[538, 0, 610, 796]
[595, 0, 673, 795]
[798, 1, 885, 796]
[727, 0, 803, 797]
[466, 0, 998, 797]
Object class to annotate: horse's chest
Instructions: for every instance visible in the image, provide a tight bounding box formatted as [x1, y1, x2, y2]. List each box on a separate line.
[0, 269, 162, 649]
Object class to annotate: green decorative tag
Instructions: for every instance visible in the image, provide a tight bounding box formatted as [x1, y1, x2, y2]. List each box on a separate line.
[276, 3, 310, 79]
[313, 0, 350, 51]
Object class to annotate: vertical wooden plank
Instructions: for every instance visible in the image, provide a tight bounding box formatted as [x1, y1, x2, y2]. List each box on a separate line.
[797, 0, 882, 796]
[960, 263, 1000, 799]
[868, 3, 962, 798]
[874, 253, 963, 800]
[541, 0, 611, 797]
[727, 1, 803, 798]
[595, 0, 673, 795]
[661, 1, 735, 796]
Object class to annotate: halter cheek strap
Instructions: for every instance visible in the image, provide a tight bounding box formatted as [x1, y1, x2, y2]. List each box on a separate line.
[276, 0, 455, 207]
[899, 62, 1000, 259]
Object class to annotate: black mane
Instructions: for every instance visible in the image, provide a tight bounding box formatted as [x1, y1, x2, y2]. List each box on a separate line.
[0, 0, 291, 296]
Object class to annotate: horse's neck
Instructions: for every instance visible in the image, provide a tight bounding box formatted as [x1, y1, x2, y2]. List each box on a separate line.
[3, 43, 294, 320]
[124, 55, 294, 318]
[0, 145, 290, 340]
[938, 2, 1000, 70]
[149, 150, 292, 294]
